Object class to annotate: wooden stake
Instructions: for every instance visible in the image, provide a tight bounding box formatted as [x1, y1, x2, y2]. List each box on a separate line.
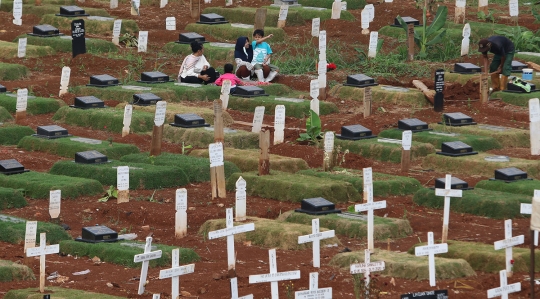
[407, 24, 415, 62]
[277, 20, 285, 28]
[527, 61, 540, 72]
[15, 111, 26, 124]
[258, 129, 270, 176]
[117, 190, 129, 203]
[214, 100, 224, 144]
[149, 125, 164, 156]
[401, 149, 410, 172]
[190, 0, 200, 19]
[478, 0, 488, 14]
[481, 56, 489, 103]
[254, 8, 267, 30]
[412, 80, 435, 104]
[363, 87, 372, 118]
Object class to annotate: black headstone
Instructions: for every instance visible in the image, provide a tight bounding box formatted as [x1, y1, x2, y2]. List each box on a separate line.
[295, 197, 341, 215]
[57, 5, 89, 17]
[434, 69, 444, 112]
[30, 24, 61, 37]
[0, 84, 6, 93]
[177, 32, 206, 44]
[400, 290, 448, 299]
[35, 125, 70, 139]
[442, 112, 476, 126]
[233, 86, 269, 98]
[507, 81, 536, 92]
[495, 167, 527, 181]
[397, 118, 430, 132]
[394, 16, 420, 26]
[511, 60, 527, 72]
[435, 177, 469, 190]
[336, 124, 377, 140]
[170, 113, 209, 128]
[75, 150, 108, 164]
[453, 63, 481, 74]
[197, 13, 228, 25]
[437, 141, 477, 157]
[133, 93, 162, 106]
[139, 71, 170, 83]
[0, 159, 27, 175]
[72, 96, 105, 109]
[88, 74, 120, 87]
[76, 225, 118, 243]
[71, 19, 86, 58]
[43, 295, 51, 299]
[344, 74, 378, 88]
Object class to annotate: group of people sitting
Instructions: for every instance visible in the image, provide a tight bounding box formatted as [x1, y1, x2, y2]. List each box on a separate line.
[177, 29, 279, 92]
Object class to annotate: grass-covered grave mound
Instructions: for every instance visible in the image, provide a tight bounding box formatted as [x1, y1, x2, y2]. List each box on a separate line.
[329, 85, 428, 107]
[407, 240, 540, 273]
[475, 179, 540, 197]
[228, 95, 338, 118]
[0, 125, 35, 145]
[50, 161, 189, 189]
[429, 123, 529, 148]
[298, 0, 365, 9]
[163, 42, 234, 60]
[40, 15, 139, 34]
[297, 168, 421, 197]
[24, 5, 110, 16]
[0, 214, 72, 244]
[119, 152, 241, 182]
[378, 128, 502, 151]
[69, 85, 176, 103]
[17, 135, 140, 160]
[0, 106, 13, 122]
[330, 249, 475, 280]
[334, 138, 435, 163]
[226, 171, 361, 203]
[491, 90, 539, 107]
[0, 187, 27, 210]
[412, 187, 532, 219]
[0, 0, 74, 11]
[422, 152, 540, 179]
[264, 5, 355, 21]
[163, 126, 259, 149]
[115, 102, 234, 127]
[203, 7, 305, 26]
[0, 260, 35, 282]
[185, 23, 286, 42]
[190, 148, 309, 173]
[199, 216, 341, 250]
[0, 40, 55, 59]
[0, 172, 103, 199]
[52, 106, 154, 133]
[5, 287, 125, 299]
[0, 63, 28, 81]
[278, 210, 413, 240]
[14, 35, 117, 54]
[0, 93, 64, 115]
[60, 240, 199, 268]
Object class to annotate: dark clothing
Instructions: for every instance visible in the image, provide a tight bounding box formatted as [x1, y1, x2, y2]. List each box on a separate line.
[487, 36, 515, 56]
[234, 36, 253, 62]
[180, 67, 218, 84]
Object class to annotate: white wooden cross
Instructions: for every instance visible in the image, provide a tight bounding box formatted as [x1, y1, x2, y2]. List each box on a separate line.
[520, 189, 540, 245]
[415, 232, 448, 287]
[249, 249, 301, 299]
[134, 237, 163, 294]
[208, 208, 255, 273]
[298, 218, 335, 268]
[494, 219, 524, 277]
[487, 270, 521, 298]
[26, 233, 60, 293]
[230, 277, 253, 299]
[159, 248, 195, 299]
[294, 272, 332, 299]
[175, 188, 187, 238]
[350, 249, 385, 293]
[355, 168, 386, 251]
[435, 174, 462, 243]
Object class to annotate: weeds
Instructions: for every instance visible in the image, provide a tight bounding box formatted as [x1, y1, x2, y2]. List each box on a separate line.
[477, 10, 495, 23]
[352, 272, 383, 299]
[494, 26, 540, 52]
[283, 281, 295, 299]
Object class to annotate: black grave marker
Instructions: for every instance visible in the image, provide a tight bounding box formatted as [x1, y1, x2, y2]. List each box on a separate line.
[392, 16, 420, 27]
[34, 125, 71, 139]
[76, 225, 118, 243]
[28, 24, 62, 37]
[132, 93, 162, 106]
[43, 295, 51, 299]
[176, 32, 207, 44]
[400, 290, 448, 299]
[0, 84, 6, 93]
[437, 141, 477, 157]
[336, 124, 377, 140]
[397, 118, 430, 132]
[87, 74, 120, 87]
[138, 71, 170, 83]
[453, 63, 481, 74]
[441, 112, 476, 126]
[494, 167, 528, 182]
[0, 159, 28, 175]
[170, 113, 209, 128]
[511, 60, 527, 72]
[434, 177, 471, 190]
[434, 69, 444, 112]
[233, 86, 269, 98]
[71, 19, 86, 58]
[197, 13, 228, 25]
[344, 74, 378, 88]
[295, 197, 341, 215]
[71, 95, 105, 109]
[75, 150, 108, 164]
[56, 6, 89, 17]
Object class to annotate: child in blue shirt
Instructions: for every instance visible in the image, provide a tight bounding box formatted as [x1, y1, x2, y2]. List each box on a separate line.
[251, 29, 279, 83]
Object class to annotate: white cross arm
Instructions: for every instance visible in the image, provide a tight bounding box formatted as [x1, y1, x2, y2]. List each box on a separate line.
[415, 243, 448, 256]
[134, 250, 163, 262]
[238, 295, 254, 299]
[355, 201, 386, 212]
[487, 282, 521, 298]
[249, 270, 300, 283]
[494, 235, 525, 250]
[435, 188, 462, 197]
[295, 287, 332, 299]
[26, 244, 60, 257]
[350, 261, 385, 274]
[208, 223, 255, 239]
[159, 264, 195, 279]
[298, 230, 335, 244]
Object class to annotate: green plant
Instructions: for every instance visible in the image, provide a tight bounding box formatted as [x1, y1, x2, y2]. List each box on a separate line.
[98, 185, 118, 202]
[477, 10, 495, 22]
[182, 142, 193, 155]
[533, 9, 540, 22]
[297, 110, 323, 143]
[119, 33, 138, 48]
[352, 272, 382, 299]
[494, 26, 540, 52]
[397, 6, 448, 58]
[283, 281, 295, 299]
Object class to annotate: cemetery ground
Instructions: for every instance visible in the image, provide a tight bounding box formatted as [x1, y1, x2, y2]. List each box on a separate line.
[1, 0, 540, 297]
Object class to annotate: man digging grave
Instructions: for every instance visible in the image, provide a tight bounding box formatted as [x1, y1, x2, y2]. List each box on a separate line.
[478, 36, 515, 94]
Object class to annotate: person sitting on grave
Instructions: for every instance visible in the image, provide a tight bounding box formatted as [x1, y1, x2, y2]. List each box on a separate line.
[251, 29, 279, 83]
[177, 41, 218, 84]
[478, 36, 515, 93]
[215, 63, 243, 93]
[234, 36, 253, 80]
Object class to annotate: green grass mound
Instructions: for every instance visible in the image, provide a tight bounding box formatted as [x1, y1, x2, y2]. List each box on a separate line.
[185, 23, 286, 42]
[412, 187, 532, 219]
[60, 240, 199, 268]
[115, 102, 234, 127]
[329, 84, 428, 107]
[0, 106, 13, 122]
[0, 125, 35, 145]
[0, 260, 35, 282]
[1, 0, 74, 11]
[515, 53, 540, 65]
[70, 85, 176, 102]
[491, 90, 538, 107]
[0, 172, 103, 199]
[298, 0, 365, 9]
[334, 138, 436, 163]
[190, 148, 309, 173]
[203, 7, 305, 26]
[5, 287, 125, 299]
[164, 42, 234, 60]
[378, 128, 502, 151]
[297, 168, 421, 198]
[444, 73, 481, 85]
[0, 63, 29, 81]
[0, 40, 55, 59]
[24, 5, 110, 16]
[229, 95, 338, 118]
[429, 123, 529, 148]
[330, 249, 475, 280]
[199, 216, 341, 250]
[17, 135, 140, 160]
[408, 240, 540, 273]
[265, 5, 355, 21]
[0, 187, 26, 210]
[226, 171, 361, 203]
[119, 152, 241, 182]
[52, 106, 154, 133]
[422, 152, 540, 180]
[50, 161, 189, 189]
[278, 211, 413, 240]
[15, 35, 117, 54]
[40, 15, 139, 34]
[379, 26, 462, 45]
[0, 93, 64, 115]
[0, 214, 72, 244]
[163, 126, 259, 149]
[475, 179, 540, 197]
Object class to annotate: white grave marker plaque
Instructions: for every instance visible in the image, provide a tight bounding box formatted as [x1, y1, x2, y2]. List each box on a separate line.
[461, 23, 471, 56]
[13, 0, 22, 25]
[112, 20, 122, 45]
[209, 142, 224, 167]
[324, 131, 334, 153]
[235, 176, 247, 221]
[341, 2, 347, 10]
[252, 106, 265, 133]
[123, 104, 133, 135]
[165, 17, 176, 30]
[365, 4, 374, 22]
[310, 79, 320, 100]
[49, 190, 61, 219]
[175, 188, 187, 238]
[59, 66, 71, 96]
[110, 0, 118, 9]
[368, 31, 378, 58]
[311, 18, 320, 37]
[160, 0, 167, 8]
[17, 38, 26, 58]
[331, 0, 342, 19]
[318, 31, 326, 53]
[402, 130, 412, 150]
[16, 88, 28, 112]
[154, 101, 167, 126]
[318, 73, 327, 89]
[361, 9, 370, 33]
[310, 99, 320, 115]
[138, 31, 148, 52]
[509, 0, 518, 17]
[24, 221, 37, 253]
[117, 166, 129, 191]
[278, 5, 288, 21]
[274, 105, 286, 144]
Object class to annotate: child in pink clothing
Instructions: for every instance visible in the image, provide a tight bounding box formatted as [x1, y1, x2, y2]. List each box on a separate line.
[215, 63, 243, 93]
